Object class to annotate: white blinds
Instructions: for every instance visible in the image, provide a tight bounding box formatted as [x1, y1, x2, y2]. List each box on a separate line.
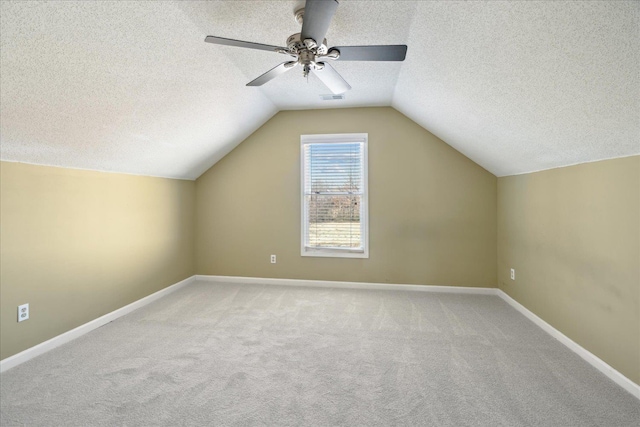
[303, 140, 365, 251]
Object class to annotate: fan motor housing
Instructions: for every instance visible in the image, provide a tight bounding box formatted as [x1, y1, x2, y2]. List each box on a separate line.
[286, 33, 328, 55]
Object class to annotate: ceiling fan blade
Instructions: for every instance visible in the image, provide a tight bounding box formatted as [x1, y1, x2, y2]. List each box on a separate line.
[331, 45, 408, 61]
[205, 36, 286, 53]
[312, 62, 351, 94]
[300, 0, 339, 46]
[247, 62, 298, 87]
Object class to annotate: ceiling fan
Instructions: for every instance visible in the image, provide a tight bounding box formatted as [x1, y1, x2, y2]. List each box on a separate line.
[204, 0, 408, 94]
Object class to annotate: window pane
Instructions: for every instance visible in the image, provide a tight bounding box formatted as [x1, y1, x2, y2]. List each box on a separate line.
[304, 143, 362, 194]
[306, 194, 362, 249]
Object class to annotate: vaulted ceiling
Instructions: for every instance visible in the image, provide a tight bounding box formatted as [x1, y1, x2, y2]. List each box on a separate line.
[1, 1, 638, 179]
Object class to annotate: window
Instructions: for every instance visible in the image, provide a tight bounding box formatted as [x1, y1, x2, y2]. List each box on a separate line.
[301, 133, 368, 258]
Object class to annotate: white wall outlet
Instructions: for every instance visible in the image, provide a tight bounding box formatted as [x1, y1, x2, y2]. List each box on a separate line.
[18, 303, 29, 322]
[270, 254, 276, 264]
[510, 268, 515, 281]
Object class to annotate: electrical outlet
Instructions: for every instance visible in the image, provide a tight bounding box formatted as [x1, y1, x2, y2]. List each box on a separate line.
[270, 254, 276, 264]
[18, 303, 29, 322]
[510, 268, 515, 281]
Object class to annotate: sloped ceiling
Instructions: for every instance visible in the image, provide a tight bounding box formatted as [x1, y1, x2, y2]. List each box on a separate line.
[1, 1, 638, 179]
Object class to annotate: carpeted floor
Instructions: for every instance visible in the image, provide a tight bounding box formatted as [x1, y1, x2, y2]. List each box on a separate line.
[1, 281, 638, 426]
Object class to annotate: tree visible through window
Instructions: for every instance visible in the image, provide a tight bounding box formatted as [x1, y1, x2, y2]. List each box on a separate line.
[301, 134, 368, 258]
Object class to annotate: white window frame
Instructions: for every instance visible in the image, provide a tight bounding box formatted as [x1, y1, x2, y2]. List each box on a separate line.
[300, 133, 369, 258]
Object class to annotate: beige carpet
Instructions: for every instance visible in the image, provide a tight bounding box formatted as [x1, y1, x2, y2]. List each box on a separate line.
[1, 281, 639, 426]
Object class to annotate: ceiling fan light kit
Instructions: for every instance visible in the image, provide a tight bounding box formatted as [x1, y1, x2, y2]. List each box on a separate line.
[205, 0, 408, 94]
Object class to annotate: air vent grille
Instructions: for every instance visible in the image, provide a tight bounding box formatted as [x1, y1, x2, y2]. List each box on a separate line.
[320, 94, 345, 101]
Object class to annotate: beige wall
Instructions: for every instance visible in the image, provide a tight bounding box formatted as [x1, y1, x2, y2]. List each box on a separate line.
[497, 156, 640, 384]
[196, 107, 497, 287]
[0, 162, 195, 360]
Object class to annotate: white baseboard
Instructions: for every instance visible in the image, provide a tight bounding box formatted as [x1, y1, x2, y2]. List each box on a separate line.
[197, 275, 639, 400]
[195, 275, 498, 295]
[496, 289, 640, 400]
[0, 275, 196, 373]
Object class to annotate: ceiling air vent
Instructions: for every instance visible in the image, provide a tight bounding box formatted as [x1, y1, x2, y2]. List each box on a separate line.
[320, 94, 345, 101]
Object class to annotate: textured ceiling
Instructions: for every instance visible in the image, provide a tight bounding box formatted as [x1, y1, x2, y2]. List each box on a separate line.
[1, 1, 638, 179]
[393, 1, 639, 176]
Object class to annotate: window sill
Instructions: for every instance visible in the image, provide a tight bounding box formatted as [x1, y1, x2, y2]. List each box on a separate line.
[301, 248, 369, 259]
